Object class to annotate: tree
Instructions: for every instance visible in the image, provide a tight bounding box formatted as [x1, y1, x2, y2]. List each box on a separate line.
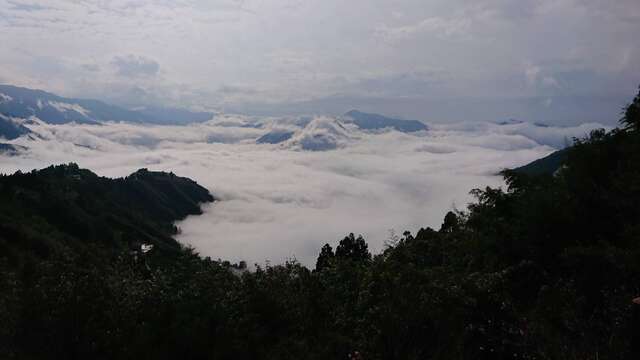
[335, 233, 371, 263]
[440, 211, 459, 233]
[315, 243, 334, 271]
[621, 86, 640, 131]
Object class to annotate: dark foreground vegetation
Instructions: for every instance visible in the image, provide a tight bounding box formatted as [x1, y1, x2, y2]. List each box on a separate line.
[1, 89, 640, 359]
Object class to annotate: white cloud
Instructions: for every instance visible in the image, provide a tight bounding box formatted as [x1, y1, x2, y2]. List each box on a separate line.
[0, 93, 13, 102]
[525, 64, 542, 85]
[47, 101, 91, 117]
[524, 62, 562, 91]
[283, 116, 356, 151]
[376, 16, 472, 40]
[0, 116, 605, 266]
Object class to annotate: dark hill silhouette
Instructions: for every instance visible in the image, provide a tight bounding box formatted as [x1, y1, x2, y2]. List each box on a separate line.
[0, 164, 213, 262]
[511, 147, 569, 175]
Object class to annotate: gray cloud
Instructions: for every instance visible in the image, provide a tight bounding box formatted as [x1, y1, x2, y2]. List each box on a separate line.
[0, 0, 637, 123]
[81, 63, 100, 72]
[111, 55, 160, 78]
[376, 17, 469, 41]
[7, 1, 50, 12]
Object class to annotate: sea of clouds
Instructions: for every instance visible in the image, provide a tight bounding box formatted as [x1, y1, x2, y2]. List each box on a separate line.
[0, 115, 607, 266]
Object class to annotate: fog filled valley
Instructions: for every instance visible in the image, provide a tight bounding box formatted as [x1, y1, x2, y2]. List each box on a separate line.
[2, 85, 640, 359]
[0, 98, 606, 265]
[2, 0, 640, 358]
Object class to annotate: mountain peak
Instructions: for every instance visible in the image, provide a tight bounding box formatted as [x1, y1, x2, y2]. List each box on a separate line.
[343, 109, 428, 132]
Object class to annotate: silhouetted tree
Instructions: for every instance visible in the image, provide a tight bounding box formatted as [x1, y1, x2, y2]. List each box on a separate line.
[622, 86, 640, 131]
[315, 243, 334, 271]
[335, 233, 371, 263]
[440, 211, 459, 233]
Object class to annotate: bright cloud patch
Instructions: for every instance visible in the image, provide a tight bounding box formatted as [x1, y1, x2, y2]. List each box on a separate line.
[0, 116, 607, 266]
[0, 93, 13, 103]
[47, 101, 91, 117]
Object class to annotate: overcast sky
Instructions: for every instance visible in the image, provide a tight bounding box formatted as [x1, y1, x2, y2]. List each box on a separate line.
[1, 0, 638, 124]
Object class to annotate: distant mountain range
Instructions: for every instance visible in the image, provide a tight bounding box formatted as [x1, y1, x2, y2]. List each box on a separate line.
[256, 130, 295, 144]
[0, 85, 214, 140]
[255, 110, 429, 148]
[343, 110, 428, 132]
[1, 85, 434, 145]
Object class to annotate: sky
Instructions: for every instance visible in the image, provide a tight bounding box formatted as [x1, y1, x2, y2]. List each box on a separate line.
[0, 0, 639, 124]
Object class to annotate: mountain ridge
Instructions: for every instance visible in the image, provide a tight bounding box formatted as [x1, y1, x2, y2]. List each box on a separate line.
[0, 85, 214, 137]
[511, 148, 569, 175]
[343, 109, 428, 132]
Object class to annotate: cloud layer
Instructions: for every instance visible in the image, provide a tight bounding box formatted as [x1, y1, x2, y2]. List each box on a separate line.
[0, 116, 607, 266]
[0, 0, 637, 123]
[111, 55, 160, 78]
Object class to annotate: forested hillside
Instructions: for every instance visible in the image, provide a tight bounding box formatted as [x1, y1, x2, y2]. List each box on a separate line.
[1, 89, 640, 359]
[0, 164, 214, 269]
